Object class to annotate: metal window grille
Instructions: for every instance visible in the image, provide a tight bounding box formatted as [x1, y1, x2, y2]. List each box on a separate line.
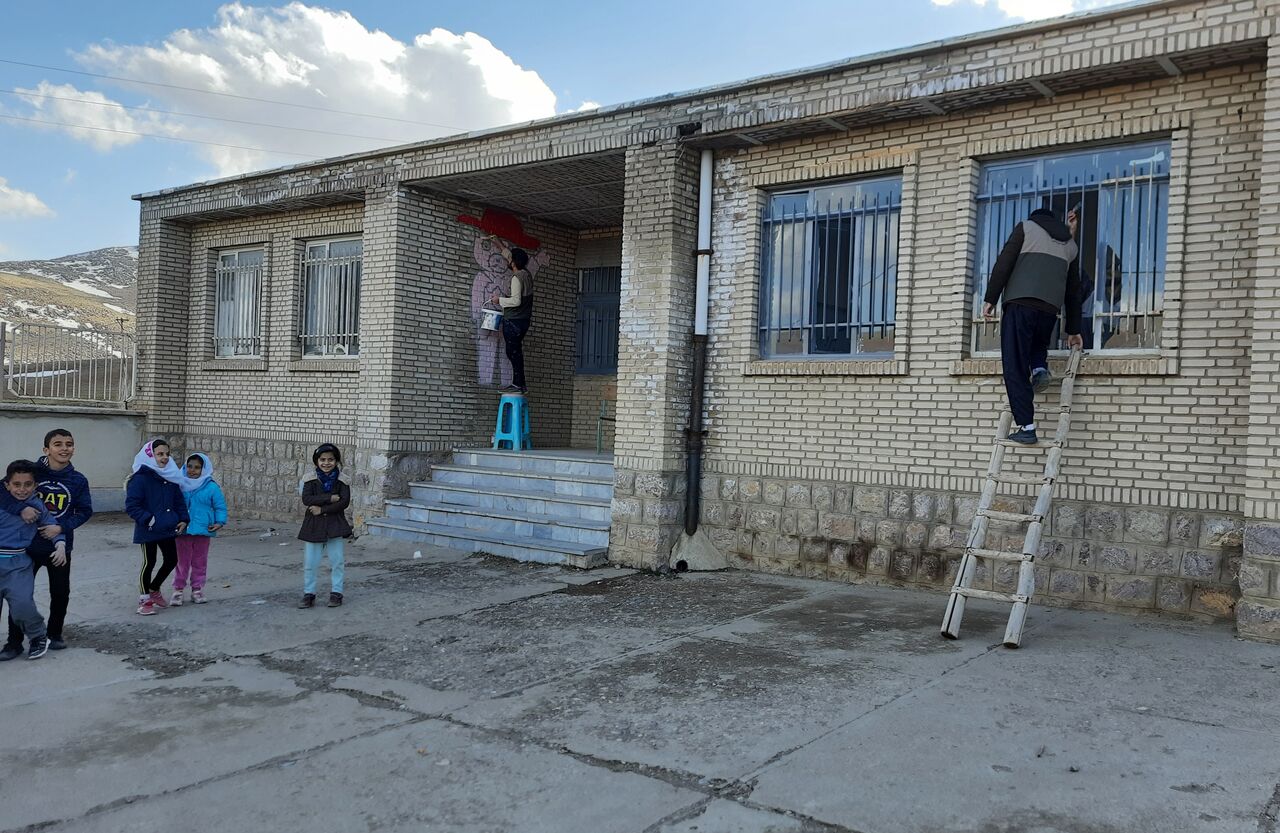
[300, 238, 362, 357]
[214, 248, 263, 357]
[2, 320, 135, 404]
[575, 266, 621, 374]
[972, 140, 1170, 354]
[759, 176, 901, 358]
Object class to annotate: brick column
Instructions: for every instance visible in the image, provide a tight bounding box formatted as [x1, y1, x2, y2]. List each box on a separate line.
[610, 142, 700, 568]
[134, 214, 192, 434]
[1239, 30, 1280, 642]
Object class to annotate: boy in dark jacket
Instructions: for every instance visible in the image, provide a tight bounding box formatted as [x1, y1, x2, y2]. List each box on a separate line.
[982, 207, 1085, 445]
[125, 439, 189, 615]
[0, 460, 65, 661]
[3, 428, 92, 655]
[298, 443, 352, 609]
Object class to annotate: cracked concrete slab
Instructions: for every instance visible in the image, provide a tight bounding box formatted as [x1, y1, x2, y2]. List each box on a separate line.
[42, 720, 698, 833]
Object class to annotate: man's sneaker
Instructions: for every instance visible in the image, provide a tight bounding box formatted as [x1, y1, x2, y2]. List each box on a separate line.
[502, 384, 524, 394]
[27, 637, 50, 660]
[49, 638, 67, 651]
[137, 598, 157, 616]
[298, 593, 316, 609]
[170, 590, 184, 607]
[149, 590, 169, 609]
[0, 644, 22, 662]
[328, 592, 344, 608]
[192, 589, 207, 604]
[1031, 367, 1053, 393]
[1007, 428, 1039, 445]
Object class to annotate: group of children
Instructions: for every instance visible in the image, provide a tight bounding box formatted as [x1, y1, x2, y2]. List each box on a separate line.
[0, 434, 354, 659]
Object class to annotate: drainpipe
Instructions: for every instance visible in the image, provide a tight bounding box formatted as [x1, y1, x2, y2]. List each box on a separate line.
[685, 148, 713, 536]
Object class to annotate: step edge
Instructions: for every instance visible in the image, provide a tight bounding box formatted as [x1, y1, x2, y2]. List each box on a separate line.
[366, 518, 610, 555]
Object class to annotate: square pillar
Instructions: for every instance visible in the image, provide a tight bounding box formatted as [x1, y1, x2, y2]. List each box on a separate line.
[610, 142, 700, 568]
[134, 214, 192, 433]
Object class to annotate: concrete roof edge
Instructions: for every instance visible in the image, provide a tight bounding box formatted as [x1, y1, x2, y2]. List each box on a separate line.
[132, 0, 1196, 203]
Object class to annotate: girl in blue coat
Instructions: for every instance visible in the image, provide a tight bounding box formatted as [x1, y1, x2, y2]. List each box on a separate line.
[125, 439, 188, 616]
[172, 453, 227, 606]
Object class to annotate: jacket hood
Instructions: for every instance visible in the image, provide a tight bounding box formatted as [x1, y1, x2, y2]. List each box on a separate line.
[1027, 209, 1073, 243]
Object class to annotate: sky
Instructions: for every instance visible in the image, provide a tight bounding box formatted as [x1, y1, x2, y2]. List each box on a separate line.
[0, 0, 1131, 260]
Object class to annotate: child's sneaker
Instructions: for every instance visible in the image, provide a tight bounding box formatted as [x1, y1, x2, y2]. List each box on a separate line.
[149, 590, 169, 609]
[192, 589, 207, 604]
[327, 592, 343, 608]
[137, 596, 157, 616]
[170, 589, 184, 607]
[0, 643, 22, 662]
[27, 637, 50, 660]
[298, 593, 316, 609]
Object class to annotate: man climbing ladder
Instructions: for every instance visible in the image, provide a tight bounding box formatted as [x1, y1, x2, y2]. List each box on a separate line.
[944, 205, 1088, 647]
[982, 206, 1084, 444]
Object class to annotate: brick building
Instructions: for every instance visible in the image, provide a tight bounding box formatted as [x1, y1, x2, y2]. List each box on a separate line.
[134, 0, 1280, 641]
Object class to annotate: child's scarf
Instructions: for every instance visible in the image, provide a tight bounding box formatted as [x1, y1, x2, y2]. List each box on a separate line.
[131, 440, 184, 485]
[316, 467, 340, 494]
[179, 453, 215, 494]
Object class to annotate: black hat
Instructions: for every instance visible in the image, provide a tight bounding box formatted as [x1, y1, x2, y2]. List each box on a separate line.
[312, 444, 342, 466]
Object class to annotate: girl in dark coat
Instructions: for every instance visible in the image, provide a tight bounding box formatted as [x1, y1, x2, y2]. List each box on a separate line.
[125, 439, 189, 615]
[298, 443, 352, 608]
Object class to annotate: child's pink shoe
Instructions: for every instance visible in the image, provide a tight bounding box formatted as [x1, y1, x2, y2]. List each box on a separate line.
[136, 596, 156, 616]
[170, 590, 184, 607]
[149, 591, 168, 609]
[192, 589, 207, 604]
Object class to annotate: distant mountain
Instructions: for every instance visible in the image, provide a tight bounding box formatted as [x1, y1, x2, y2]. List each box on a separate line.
[0, 246, 137, 334]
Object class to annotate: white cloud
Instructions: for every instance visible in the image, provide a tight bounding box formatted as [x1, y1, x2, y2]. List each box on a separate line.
[7, 2, 560, 177]
[931, 0, 1129, 20]
[571, 101, 602, 113]
[63, 168, 78, 184]
[0, 178, 55, 219]
[7, 81, 169, 151]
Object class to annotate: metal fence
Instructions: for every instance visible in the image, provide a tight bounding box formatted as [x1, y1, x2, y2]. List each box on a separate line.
[759, 178, 901, 358]
[972, 141, 1170, 354]
[300, 240, 363, 357]
[1, 320, 136, 405]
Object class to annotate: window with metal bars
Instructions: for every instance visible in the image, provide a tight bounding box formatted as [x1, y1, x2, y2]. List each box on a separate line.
[214, 248, 263, 357]
[300, 238, 362, 357]
[574, 266, 620, 374]
[759, 175, 901, 358]
[972, 140, 1170, 354]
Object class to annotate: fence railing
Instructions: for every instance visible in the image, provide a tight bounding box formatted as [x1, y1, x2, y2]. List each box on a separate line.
[1, 320, 136, 405]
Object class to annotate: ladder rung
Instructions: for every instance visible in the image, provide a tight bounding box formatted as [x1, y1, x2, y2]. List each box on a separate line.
[978, 509, 1041, 523]
[996, 438, 1063, 449]
[989, 472, 1050, 486]
[1004, 405, 1072, 414]
[967, 547, 1033, 563]
[955, 587, 1028, 604]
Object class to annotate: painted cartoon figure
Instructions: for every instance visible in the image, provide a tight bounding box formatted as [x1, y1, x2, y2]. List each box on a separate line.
[458, 209, 549, 387]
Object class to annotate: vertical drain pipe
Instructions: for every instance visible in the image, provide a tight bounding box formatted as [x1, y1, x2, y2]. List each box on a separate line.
[685, 148, 713, 536]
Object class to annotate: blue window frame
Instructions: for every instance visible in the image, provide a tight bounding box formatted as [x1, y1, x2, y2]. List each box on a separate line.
[759, 175, 902, 358]
[575, 266, 620, 374]
[972, 140, 1171, 354]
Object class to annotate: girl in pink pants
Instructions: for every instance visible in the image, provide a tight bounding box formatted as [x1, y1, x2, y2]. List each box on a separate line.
[173, 453, 227, 606]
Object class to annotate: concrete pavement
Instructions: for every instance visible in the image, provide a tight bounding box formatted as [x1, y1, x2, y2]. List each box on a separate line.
[1, 517, 1277, 833]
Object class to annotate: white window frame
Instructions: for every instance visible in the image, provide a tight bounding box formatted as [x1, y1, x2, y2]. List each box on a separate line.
[213, 246, 264, 358]
[299, 236, 363, 358]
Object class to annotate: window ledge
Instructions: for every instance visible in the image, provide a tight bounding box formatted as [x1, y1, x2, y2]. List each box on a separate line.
[744, 358, 906, 377]
[951, 353, 1178, 377]
[288, 359, 360, 373]
[200, 359, 265, 372]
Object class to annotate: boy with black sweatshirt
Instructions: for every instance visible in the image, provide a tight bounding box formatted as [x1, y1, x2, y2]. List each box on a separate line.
[0, 429, 92, 658]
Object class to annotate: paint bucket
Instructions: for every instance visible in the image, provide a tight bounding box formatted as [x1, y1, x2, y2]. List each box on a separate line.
[480, 307, 503, 332]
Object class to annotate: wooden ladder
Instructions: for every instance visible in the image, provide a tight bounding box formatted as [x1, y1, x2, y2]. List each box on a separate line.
[941, 348, 1083, 648]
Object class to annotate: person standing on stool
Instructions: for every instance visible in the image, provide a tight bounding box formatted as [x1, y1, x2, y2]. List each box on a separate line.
[982, 206, 1084, 445]
[491, 245, 534, 395]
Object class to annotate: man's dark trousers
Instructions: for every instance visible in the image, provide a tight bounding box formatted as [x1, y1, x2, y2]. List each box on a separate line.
[5, 550, 69, 646]
[1001, 302, 1058, 428]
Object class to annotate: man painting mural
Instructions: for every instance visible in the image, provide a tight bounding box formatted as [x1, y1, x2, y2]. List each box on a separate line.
[982, 206, 1084, 445]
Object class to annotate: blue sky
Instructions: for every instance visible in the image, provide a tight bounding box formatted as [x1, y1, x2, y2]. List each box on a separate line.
[0, 0, 1124, 260]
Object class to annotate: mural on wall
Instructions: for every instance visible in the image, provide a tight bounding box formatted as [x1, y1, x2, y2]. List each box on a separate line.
[457, 209, 549, 387]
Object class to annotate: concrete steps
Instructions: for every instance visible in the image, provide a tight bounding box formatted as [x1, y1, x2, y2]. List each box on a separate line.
[367, 449, 614, 569]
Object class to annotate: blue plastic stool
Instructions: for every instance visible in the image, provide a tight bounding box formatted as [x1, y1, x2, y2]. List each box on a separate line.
[493, 393, 532, 450]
